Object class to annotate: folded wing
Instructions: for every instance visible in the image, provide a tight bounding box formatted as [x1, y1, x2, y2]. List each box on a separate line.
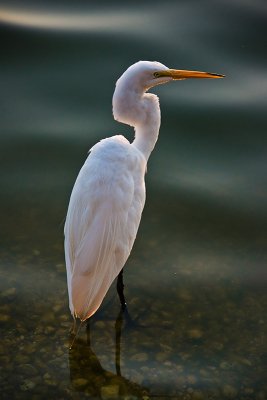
[64, 136, 146, 321]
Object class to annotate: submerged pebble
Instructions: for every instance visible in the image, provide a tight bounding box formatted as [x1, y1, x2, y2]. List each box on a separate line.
[0, 314, 10, 322]
[187, 374, 197, 385]
[1, 287, 16, 298]
[18, 363, 38, 376]
[130, 353, 148, 362]
[192, 391, 205, 400]
[155, 352, 169, 362]
[72, 378, 88, 388]
[222, 384, 238, 398]
[220, 361, 232, 370]
[100, 384, 119, 399]
[187, 328, 203, 339]
[20, 379, 36, 391]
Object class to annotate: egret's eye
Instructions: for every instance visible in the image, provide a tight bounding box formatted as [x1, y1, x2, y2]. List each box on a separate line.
[153, 72, 161, 79]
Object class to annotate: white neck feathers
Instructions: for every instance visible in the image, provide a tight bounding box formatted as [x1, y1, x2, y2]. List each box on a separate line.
[113, 83, 161, 161]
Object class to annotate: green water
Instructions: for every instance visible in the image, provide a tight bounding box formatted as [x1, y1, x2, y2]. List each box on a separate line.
[1, 1, 267, 398]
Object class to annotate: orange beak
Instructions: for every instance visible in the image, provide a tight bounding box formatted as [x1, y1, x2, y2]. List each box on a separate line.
[155, 69, 225, 80]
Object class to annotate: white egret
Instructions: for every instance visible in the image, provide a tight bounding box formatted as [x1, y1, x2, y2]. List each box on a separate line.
[64, 60, 224, 323]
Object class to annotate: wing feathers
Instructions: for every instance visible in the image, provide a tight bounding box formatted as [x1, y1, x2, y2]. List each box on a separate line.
[71, 214, 124, 320]
[64, 136, 146, 320]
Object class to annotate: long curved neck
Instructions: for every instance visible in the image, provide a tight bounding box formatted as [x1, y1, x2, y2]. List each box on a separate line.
[113, 87, 161, 162]
[132, 94, 161, 161]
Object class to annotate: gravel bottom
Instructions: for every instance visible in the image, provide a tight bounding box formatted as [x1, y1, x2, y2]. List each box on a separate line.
[0, 247, 266, 400]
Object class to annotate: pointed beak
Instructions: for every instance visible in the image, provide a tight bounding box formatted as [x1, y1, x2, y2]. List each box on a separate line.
[155, 69, 225, 80]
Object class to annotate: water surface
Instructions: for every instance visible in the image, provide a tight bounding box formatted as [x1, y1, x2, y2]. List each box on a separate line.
[0, 1, 266, 399]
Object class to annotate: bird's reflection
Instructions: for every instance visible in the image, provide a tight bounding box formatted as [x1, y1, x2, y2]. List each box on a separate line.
[69, 310, 149, 398]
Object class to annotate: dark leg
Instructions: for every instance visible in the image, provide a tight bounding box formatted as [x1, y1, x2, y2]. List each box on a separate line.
[69, 316, 77, 335]
[117, 269, 127, 310]
[117, 269, 135, 327]
[69, 318, 83, 350]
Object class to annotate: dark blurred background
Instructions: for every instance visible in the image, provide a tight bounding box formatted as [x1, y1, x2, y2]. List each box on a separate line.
[1, 0, 266, 249]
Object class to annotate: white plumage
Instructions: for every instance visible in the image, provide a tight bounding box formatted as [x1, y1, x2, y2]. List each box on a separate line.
[64, 135, 146, 321]
[64, 61, 224, 321]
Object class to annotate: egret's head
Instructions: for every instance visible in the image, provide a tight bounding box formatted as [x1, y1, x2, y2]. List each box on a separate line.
[115, 61, 171, 94]
[113, 60, 224, 127]
[115, 60, 224, 93]
[119, 61, 172, 90]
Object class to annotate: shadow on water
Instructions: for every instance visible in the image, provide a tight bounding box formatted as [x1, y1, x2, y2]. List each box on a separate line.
[69, 310, 149, 399]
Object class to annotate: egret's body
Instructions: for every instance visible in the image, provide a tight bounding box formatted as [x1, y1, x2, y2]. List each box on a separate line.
[64, 61, 223, 322]
[65, 135, 146, 321]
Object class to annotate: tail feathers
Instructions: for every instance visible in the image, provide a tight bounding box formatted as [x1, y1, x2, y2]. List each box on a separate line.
[71, 270, 113, 321]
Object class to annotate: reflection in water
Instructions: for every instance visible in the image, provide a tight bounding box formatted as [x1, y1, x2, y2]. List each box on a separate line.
[115, 310, 123, 377]
[69, 311, 149, 398]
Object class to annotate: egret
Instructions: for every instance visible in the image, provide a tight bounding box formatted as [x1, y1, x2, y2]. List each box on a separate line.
[64, 60, 224, 323]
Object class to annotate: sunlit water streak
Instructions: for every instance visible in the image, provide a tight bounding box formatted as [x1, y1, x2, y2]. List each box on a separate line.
[0, 7, 151, 33]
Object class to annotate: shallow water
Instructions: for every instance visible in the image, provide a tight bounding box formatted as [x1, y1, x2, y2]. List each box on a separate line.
[1, 1, 267, 399]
